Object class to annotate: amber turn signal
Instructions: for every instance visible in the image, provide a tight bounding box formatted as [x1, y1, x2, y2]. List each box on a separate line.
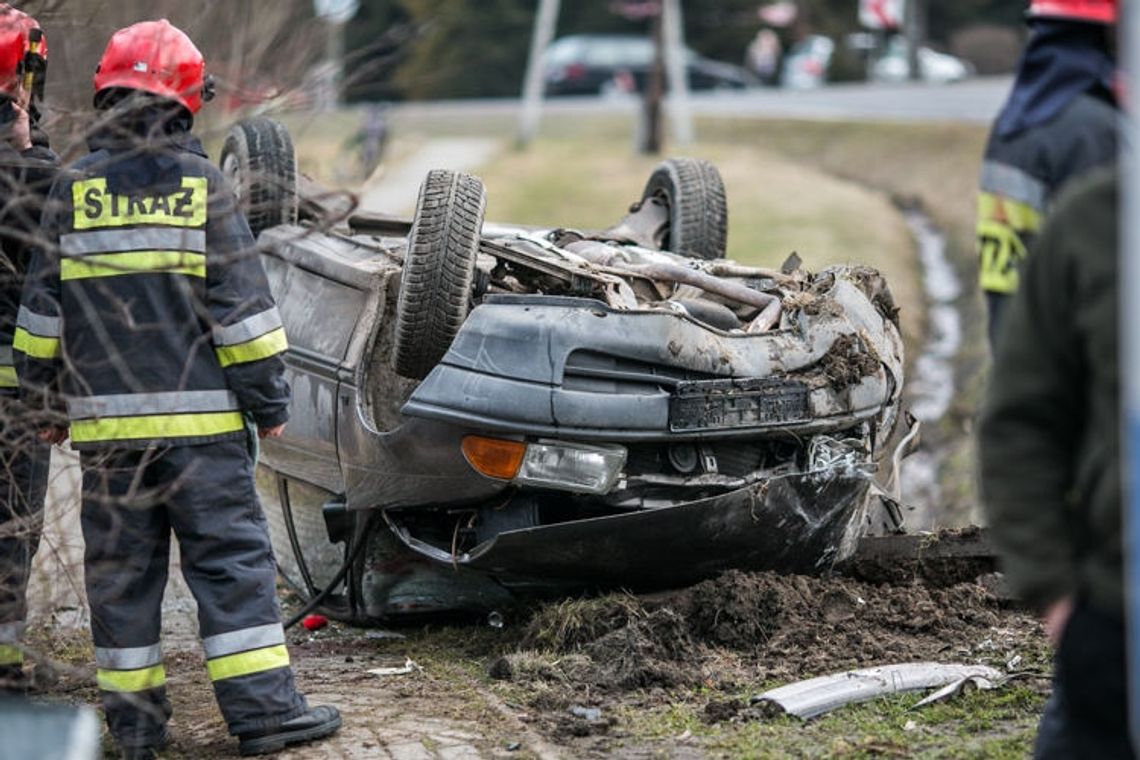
[461, 436, 527, 480]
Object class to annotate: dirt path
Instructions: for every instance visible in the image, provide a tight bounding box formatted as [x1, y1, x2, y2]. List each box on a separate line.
[358, 137, 502, 216]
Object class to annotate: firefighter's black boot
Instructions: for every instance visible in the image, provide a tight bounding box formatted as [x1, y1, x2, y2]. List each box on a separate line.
[117, 729, 168, 760]
[237, 705, 342, 756]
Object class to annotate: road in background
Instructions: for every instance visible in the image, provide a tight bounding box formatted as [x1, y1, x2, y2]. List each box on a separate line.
[390, 77, 1013, 127]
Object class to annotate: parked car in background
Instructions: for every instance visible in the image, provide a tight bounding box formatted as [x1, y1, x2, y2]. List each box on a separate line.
[869, 37, 973, 84]
[780, 35, 834, 90]
[544, 34, 758, 96]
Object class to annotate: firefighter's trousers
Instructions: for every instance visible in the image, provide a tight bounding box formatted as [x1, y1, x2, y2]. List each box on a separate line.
[80, 440, 307, 747]
[0, 406, 50, 688]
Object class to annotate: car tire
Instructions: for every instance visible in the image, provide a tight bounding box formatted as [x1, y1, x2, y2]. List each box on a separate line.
[392, 169, 487, 380]
[220, 117, 299, 237]
[641, 157, 727, 260]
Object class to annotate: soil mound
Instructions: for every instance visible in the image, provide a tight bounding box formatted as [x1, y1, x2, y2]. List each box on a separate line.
[503, 568, 1036, 694]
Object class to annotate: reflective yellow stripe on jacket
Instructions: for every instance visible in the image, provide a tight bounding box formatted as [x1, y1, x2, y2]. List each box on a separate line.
[977, 192, 1043, 295]
[213, 308, 288, 367]
[12, 306, 61, 360]
[68, 390, 244, 444]
[0, 345, 16, 388]
[61, 251, 206, 280]
[977, 160, 1045, 295]
[72, 177, 207, 230]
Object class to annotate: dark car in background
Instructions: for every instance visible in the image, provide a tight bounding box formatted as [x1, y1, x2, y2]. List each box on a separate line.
[544, 34, 758, 96]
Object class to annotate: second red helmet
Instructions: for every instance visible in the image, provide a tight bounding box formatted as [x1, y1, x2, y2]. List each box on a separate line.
[94, 19, 208, 114]
[0, 4, 46, 98]
[1027, 0, 1117, 23]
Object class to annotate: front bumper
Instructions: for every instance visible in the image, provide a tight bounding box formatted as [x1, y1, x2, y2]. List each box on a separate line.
[385, 470, 873, 589]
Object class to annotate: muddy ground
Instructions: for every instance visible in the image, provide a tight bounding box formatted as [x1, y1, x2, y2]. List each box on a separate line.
[26, 553, 1050, 759]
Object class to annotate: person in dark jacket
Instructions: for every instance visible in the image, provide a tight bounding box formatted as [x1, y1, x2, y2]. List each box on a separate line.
[979, 165, 1131, 758]
[16, 20, 341, 758]
[977, 0, 1119, 345]
[0, 3, 55, 696]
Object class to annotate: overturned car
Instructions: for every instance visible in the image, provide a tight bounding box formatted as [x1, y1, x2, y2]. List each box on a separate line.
[221, 118, 906, 624]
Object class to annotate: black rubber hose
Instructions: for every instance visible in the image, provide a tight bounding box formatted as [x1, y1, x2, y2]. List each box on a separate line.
[283, 513, 376, 630]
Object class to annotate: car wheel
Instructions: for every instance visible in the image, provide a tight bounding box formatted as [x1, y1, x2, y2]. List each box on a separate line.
[220, 117, 298, 237]
[641, 157, 727, 260]
[392, 169, 486, 380]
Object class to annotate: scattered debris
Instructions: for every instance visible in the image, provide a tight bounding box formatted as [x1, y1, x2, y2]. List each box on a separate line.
[367, 657, 420, 677]
[704, 698, 744, 724]
[364, 630, 407, 640]
[750, 662, 1004, 719]
[910, 673, 1002, 709]
[569, 706, 602, 722]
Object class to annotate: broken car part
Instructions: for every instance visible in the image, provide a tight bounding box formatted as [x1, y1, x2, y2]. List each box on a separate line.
[750, 662, 1004, 720]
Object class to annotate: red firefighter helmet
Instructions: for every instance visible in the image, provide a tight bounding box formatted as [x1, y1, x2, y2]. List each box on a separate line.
[0, 4, 46, 98]
[1027, 0, 1117, 23]
[94, 19, 209, 114]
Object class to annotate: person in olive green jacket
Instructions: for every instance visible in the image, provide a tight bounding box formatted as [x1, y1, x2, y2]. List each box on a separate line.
[979, 165, 1131, 758]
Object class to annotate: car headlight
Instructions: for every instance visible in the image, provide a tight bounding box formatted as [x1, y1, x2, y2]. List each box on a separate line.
[461, 436, 626, 495]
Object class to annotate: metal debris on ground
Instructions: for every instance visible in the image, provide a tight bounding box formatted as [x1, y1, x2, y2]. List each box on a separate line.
[367, 657, 421, 677]
[568, 706, 603, 721]
[750, 662, 1004, 719]
[364, 630, 407, 640]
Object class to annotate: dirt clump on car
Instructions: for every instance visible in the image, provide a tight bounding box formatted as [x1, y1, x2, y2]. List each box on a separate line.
[848, 265, 901, 325]
[820, 333, 881, 388]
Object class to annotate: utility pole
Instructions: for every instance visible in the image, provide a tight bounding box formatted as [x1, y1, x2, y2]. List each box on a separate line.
[640, 8, 665, 154]
[1123, 3, 1140, 751]
[312, 0, 359, 110]
[518, 0, 561, 147]
[661, 0, 693, 146]
[903, 0, 924, 81]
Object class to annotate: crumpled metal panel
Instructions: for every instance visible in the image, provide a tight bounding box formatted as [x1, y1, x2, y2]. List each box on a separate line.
[751, 662, 1005, 719]
[386, 470, 874, 588]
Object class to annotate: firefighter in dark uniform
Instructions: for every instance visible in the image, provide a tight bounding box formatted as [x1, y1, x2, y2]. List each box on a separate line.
[15, 20, 340, 758]
[976, 0, 1119, 345]
[0, 3, 55, 695]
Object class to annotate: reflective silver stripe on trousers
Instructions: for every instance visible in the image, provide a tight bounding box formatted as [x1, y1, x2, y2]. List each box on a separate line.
[67, 389, 241, 420]
[95, 643, 162, 670]
[0, 345, 13, 365]
[60, 228, 207, 256]
[202, 623, 286, 659]
[979, 160, 1047, 211]
[212, 308, 284, 346]
[0, 620, 25, 642]
[16, 305, 60, 337]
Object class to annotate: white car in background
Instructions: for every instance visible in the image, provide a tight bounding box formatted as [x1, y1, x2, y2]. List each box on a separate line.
[780, 35, 835, 90]
[870, 37, 973, 84]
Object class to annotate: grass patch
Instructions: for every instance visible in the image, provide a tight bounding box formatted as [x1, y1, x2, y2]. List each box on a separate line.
[611, 686, 1045, 759]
